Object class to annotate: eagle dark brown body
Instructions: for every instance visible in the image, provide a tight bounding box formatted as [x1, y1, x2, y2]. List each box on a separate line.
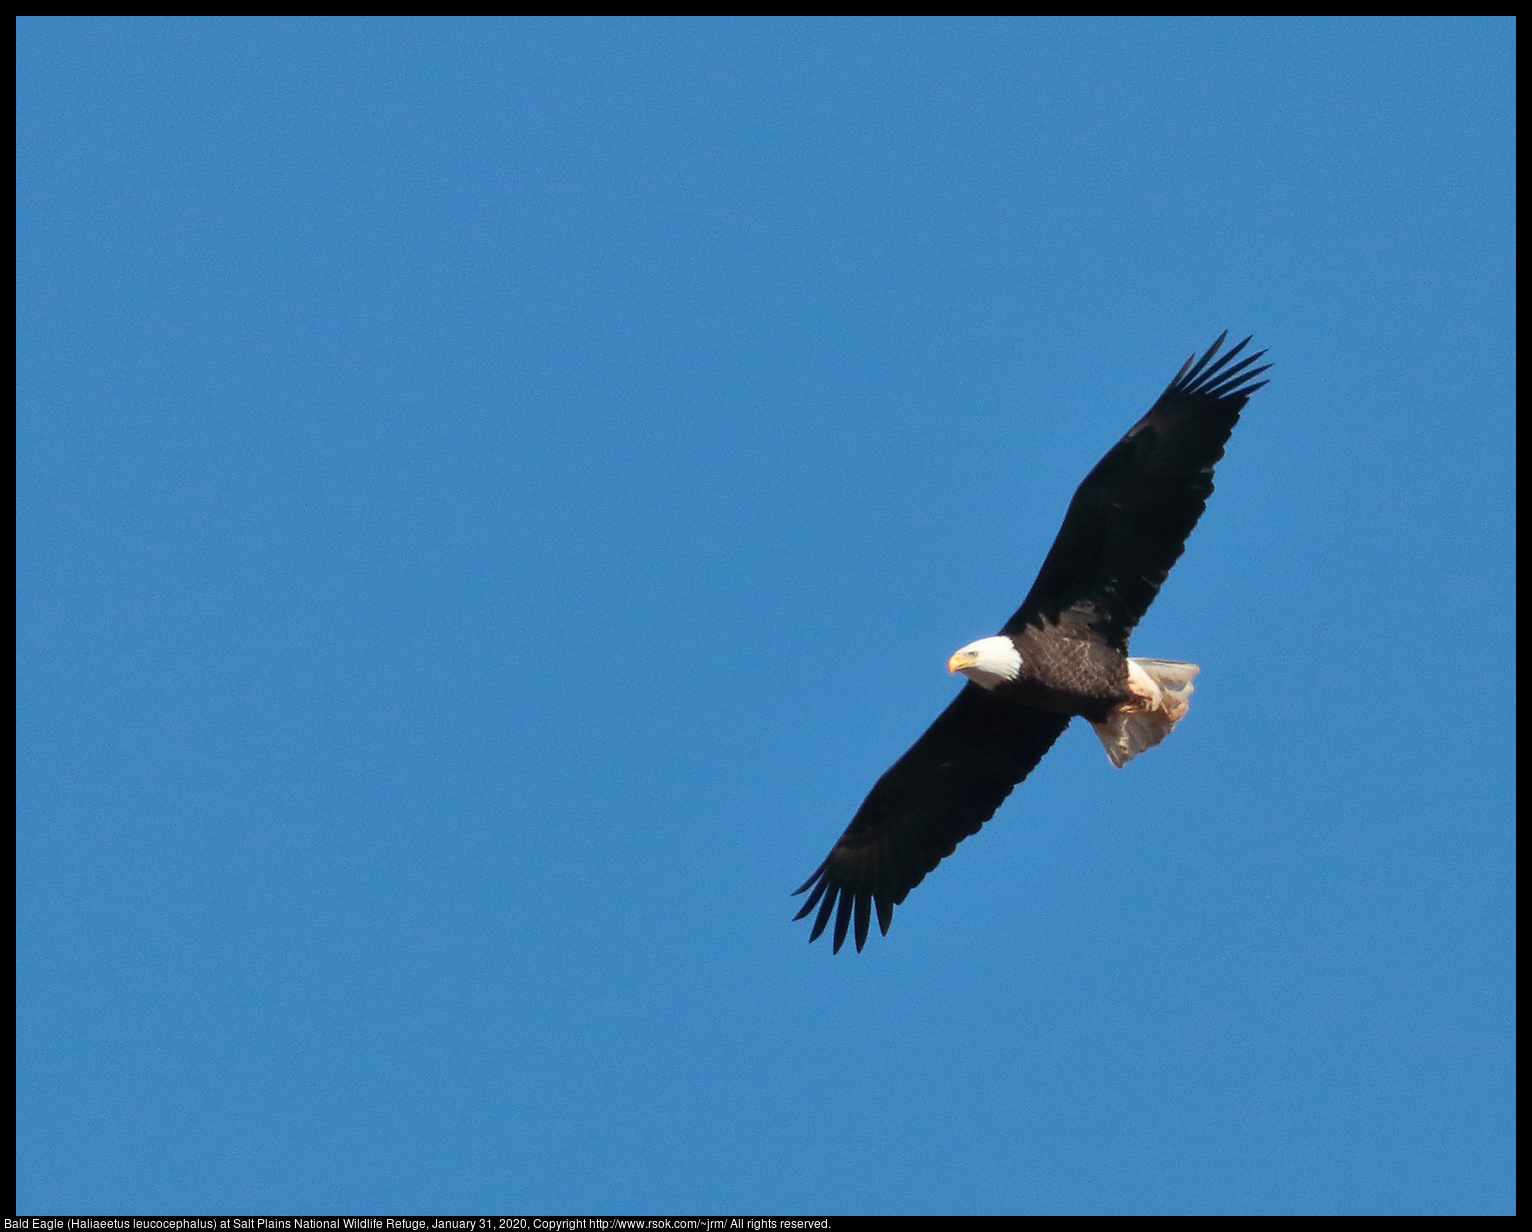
[997, 621, 1132, 724]
[794, 333, 1270, 952]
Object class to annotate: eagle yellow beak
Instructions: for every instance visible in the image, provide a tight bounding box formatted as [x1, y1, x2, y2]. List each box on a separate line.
[947, 652, 972, 674]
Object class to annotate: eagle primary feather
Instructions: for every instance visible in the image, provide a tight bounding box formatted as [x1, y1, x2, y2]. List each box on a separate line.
[794, 333, 1270, 953]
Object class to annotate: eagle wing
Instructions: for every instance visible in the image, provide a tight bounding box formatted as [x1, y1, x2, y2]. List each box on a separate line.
[793, 683, 1071, 952]
[1001, 333, 1269, 650]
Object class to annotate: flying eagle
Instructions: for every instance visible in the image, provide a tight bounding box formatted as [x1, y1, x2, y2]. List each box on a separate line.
[794, 332, 1270, 952]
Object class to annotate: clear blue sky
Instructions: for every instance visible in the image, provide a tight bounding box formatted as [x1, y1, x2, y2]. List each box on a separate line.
[17, 17, 1514, 1216]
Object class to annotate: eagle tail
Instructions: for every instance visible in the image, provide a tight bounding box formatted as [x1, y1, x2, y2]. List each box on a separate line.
[1091, 658, 1200, 768]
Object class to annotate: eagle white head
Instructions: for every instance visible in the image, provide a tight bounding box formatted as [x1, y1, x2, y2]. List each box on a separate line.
[947, 636, 1022, 691]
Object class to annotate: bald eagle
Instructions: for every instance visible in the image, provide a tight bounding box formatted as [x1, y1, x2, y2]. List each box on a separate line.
[794, 332, 1270, 952]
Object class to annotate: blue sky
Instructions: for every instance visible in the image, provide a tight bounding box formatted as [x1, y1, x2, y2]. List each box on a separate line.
[17, 17, 1514, 1216]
